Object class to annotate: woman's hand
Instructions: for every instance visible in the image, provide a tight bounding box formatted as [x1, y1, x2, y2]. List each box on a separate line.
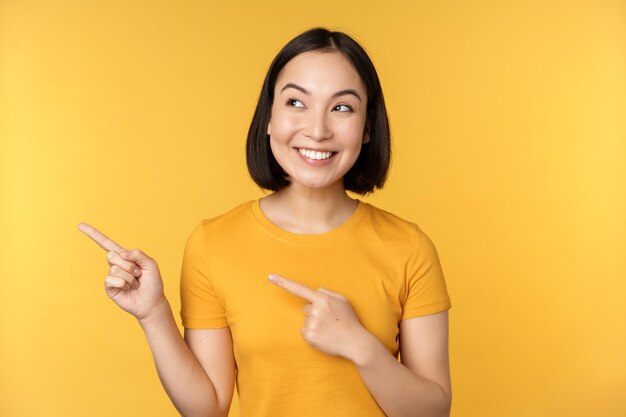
[268, 273, 373, 363]
[78, 223, 166, 322]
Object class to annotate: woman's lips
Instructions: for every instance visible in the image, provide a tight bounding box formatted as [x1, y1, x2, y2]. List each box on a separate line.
[294, 147, 337, 165]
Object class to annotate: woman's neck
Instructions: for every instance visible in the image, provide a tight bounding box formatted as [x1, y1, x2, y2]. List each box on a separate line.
[259, 182, 359, 234]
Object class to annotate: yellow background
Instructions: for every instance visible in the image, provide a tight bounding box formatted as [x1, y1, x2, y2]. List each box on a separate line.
[1, 1, 625, 416]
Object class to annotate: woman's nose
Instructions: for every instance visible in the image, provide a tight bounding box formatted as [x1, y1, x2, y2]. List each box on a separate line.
[304, 110, 332, 141]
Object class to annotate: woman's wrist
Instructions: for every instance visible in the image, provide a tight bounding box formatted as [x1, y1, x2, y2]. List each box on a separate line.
[348, 328, 383, 368]
[137, 296, 171, 328]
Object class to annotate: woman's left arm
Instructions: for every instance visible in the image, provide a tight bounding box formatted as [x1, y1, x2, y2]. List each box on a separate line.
[352, 311, 451, 417]
[268, 273, 451, 417]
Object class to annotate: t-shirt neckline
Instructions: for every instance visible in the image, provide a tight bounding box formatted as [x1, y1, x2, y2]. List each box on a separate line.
[249, 198, 366, 244]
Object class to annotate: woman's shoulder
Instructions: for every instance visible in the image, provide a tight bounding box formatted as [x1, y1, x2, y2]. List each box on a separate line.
[363, 201, 417, 229]
[202, 200, 254, 222]
[361, 201, 433, 243]
[190, 200, 257, 236]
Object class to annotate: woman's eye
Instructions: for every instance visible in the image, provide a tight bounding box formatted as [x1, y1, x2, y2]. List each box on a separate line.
[333, 104, 353, 112]
[287, 98, 305, 108]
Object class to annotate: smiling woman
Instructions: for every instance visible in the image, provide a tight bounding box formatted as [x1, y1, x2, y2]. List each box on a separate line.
[266, 51, 369, 192]
[79, 27, 451, 417]
[246, 28, 391, 198]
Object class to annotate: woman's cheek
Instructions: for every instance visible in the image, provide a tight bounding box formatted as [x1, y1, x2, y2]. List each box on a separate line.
[336, 122, 366, 143]
[335, 114, 365, 134]
[273, 115, 304, 139]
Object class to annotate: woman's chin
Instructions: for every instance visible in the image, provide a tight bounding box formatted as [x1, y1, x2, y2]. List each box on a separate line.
[286, 177, 344, 192]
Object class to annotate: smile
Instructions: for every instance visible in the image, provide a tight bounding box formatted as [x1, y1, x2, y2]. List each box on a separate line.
[297, 148, 337, 160]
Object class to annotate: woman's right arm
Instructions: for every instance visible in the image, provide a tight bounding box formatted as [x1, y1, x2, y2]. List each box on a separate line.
[138, 298, 235, 417]
[77, 223, 235, 417]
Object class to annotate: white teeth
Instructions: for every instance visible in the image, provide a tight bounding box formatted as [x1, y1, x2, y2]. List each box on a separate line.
[298, 148, 333, 160]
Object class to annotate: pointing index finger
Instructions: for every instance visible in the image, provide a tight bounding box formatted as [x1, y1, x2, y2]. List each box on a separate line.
[269, 274, 319, 302]
[77, 223, 124, 253]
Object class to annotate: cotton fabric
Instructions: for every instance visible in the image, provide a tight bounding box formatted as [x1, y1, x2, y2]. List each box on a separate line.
[180, 199, 451, 416]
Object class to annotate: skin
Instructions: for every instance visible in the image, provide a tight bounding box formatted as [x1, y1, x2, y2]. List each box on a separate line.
[263, 50, 452, 416]
[78, 49, 451, 417]
[261, 50, 370, 234]
[268, 273, 451, 417]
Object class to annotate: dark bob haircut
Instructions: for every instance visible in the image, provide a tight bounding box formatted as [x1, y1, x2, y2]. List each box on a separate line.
[246, 27, 391, 195]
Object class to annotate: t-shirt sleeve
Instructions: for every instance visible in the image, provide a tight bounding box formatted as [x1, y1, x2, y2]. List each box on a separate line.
[179, 221, 229, 329]
[401, 224, 452, 320]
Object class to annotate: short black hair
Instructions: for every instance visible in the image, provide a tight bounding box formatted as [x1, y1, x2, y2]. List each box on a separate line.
[246, 27, 391, 195]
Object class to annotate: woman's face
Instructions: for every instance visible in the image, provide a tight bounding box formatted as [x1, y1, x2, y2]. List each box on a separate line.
[267, 50, 369, 192]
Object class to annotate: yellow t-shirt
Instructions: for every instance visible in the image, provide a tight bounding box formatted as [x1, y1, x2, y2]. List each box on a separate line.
[180, 199, 451, 416]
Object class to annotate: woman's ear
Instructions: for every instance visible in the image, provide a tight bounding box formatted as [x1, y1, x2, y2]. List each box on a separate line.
[267, 120, 272, 135]
[362, 121, 370, 144]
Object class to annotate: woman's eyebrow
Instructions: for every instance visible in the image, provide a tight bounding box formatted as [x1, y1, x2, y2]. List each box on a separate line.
[333, 89, 362, 102]
[280, 82, 362, 102]
[281, 83, 309, 95]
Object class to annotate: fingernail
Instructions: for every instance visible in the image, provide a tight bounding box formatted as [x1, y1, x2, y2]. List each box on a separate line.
[133, 268, 141, 277]
[268, 274, 276, 282]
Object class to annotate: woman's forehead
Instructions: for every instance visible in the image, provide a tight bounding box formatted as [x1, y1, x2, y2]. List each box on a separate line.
[275, 51, 366, 94]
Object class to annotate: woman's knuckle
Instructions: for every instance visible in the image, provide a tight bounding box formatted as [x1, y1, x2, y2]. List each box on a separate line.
[318, 296, 330, 307]
[105, 275, 121, 288]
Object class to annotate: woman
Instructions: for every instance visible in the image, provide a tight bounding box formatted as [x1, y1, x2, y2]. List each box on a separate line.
[79, 27, 452, 417]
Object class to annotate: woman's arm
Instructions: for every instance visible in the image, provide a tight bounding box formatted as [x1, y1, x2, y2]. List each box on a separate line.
[351, 311, 451, 417]
[138, 298, 235, 417]
[77, 222, 234, 417]
[267, 273, 450, 416]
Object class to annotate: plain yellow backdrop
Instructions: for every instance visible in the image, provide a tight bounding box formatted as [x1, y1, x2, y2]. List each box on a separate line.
[1, 1, 625, 416]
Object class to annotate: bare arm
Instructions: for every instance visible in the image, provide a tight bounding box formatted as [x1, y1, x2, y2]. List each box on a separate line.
[138, 299, 234, 417]
[352, 311, 451, 417]
[268, 274, 451, 416]
[78, 223, 235, 417]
